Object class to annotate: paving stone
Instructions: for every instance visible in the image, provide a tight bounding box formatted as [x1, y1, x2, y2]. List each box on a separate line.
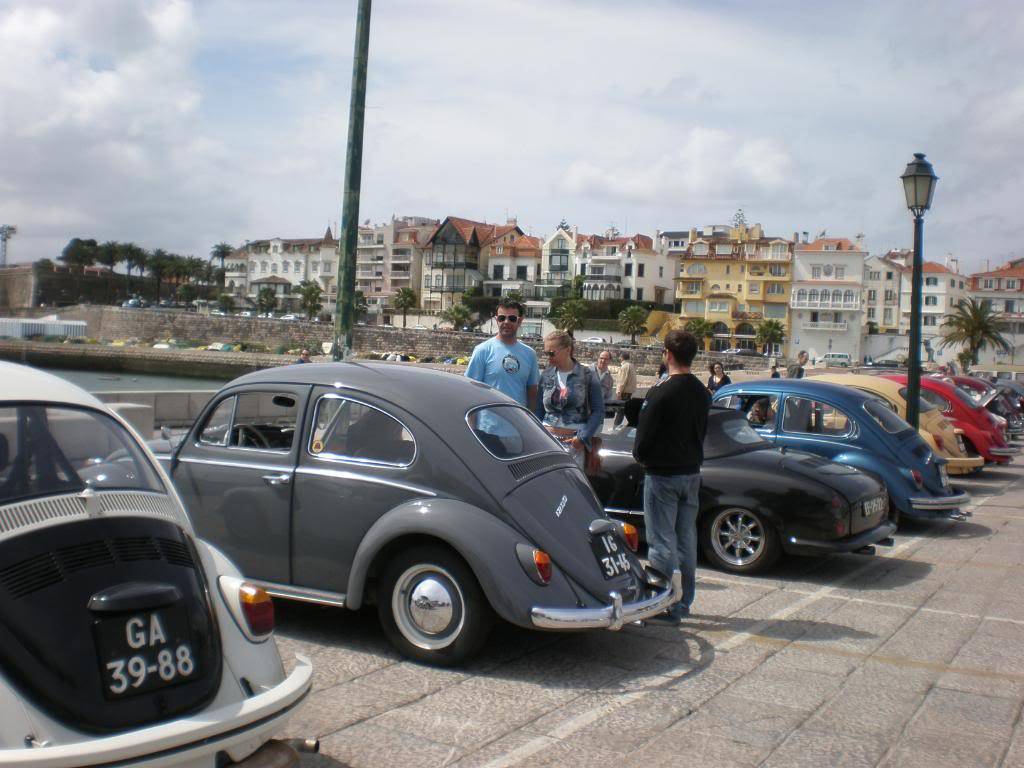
[762, 728, 889, 768]
[877, 607, 980, 664]
[881, 730, 1007, 768]
[802, 681, 925, 739]
[683, 693, 805, 748]
[280, 675, 425, 740]
[635, 724, 771, 767]
[905, 687, 1020, 742]
[725, 665, 844, 712]
[318, 722, 462, 768]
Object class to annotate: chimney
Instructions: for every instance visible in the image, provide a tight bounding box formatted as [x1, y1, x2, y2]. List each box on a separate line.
[689, 227, 697, 243]
[506, 217, 517, 226]
[793, 231, 799, 245]
[572, 225, 578, 243]
[802, 231, 809, 244]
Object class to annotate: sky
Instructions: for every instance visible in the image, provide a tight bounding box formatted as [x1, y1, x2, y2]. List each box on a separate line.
[1, 0, 1022, 274]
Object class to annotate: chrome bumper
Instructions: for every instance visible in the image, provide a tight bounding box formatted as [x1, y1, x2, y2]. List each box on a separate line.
[990, 446, 1020, 456]
[531, 570, 682, 631]
[910, 490, 970, 511]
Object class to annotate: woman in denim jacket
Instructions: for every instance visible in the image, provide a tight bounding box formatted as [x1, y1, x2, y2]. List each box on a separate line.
[535, 330, 605, 467]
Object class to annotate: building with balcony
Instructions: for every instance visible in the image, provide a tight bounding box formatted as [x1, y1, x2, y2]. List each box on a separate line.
[898, 258, 966, 345]
[666, 223, 793, 351]
[961, 261, 1024, 365]
[862, 251, 909, 333]
[242, 227, 339, 312]
[789, 237, 866, 362]
[575, 231, 672, 305]
[356, 216, 438, 321]
[421, 217, 523, 311]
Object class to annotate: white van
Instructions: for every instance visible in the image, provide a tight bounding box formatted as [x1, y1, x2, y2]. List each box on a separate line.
[822, 352, 851, 367]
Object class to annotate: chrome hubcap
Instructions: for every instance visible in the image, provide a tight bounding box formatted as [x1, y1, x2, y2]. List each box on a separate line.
[712, 509, 764, 566]
[408, 578, 454, 634]
[392, 564, 465, 650]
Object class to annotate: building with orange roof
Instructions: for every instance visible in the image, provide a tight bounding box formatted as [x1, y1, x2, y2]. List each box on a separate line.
[898, 256, 967, 344]
[967, 258, 1024, 364]
[790, 235, 866, 362]
[574, 229, 673, 306]
[664, 222, 793, 353]
[356, 215, 438, 322]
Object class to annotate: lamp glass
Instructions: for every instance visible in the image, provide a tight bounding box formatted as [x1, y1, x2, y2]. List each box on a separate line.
[901, 153, 937, 213]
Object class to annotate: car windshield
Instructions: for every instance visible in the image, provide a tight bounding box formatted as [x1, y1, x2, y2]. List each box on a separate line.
[466, 405, 562, 460]
[863, 397, 912, 434]
[0, 405, 165, 506]
[704, 411, 769, 459]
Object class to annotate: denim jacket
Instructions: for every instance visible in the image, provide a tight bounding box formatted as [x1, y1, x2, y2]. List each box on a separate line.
[534, 361, 605, 449]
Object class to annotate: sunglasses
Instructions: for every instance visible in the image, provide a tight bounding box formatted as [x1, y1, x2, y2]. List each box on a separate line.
[496, 315, 520, 323]
[544, 349, 560, 357]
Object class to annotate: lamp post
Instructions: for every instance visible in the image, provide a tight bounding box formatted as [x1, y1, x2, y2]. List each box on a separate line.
[901, 153, 938, 431]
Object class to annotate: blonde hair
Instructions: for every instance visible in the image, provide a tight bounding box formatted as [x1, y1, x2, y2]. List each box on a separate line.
[544, 329, 574, 352]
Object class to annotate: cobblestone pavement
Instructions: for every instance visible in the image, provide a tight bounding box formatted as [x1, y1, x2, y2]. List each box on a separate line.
[279, 461, 1024, 768]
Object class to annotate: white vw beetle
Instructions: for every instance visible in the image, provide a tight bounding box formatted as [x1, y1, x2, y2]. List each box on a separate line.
[0, 363, 313, 767]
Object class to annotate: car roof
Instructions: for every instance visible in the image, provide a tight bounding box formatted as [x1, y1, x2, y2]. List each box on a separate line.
[813, 373, 904, 401]
[716, 377, 877, 405]
[0, 362, 106, 409]
[225, 361, 517, 418]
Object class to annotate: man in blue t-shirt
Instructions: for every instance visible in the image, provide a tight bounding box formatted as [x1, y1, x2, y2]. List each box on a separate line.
[465, 298, 539, 409]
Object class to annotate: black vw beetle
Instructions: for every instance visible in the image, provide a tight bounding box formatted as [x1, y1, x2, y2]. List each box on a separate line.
[589, 404, 897, 573]
[152, 363, 681, 665]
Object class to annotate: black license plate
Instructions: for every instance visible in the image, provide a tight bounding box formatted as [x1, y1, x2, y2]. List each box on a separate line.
[94, 606, 198, 699]
[590, 532, 635, 580]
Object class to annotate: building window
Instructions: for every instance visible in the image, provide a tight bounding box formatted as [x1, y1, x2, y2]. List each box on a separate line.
[716, 244, 732, 256]
[984, 279, 994, 289]
[767, 283, 785, 295]
[687, 263, 707, 275]
[623, 288, 631, 300]
[869, 270, 880, 280]
[692, 243, 708, 257]
[885, 289, 896, 301]
[638, 263, 645, 277]
[624, 263, 632, 277]
[868, 289, 877, 300]
[867, 308, 876, 319]
[925, 295, 938, 306]
[272, 245, 279, 253]
[884, 308, 893, 324]
[925, 277, 938, 286]
[261, 261, 268, 273]
[1009, 280, 1019, 290]
[493, 265, 504, 280]
[516, 265, 528, 280]
[271, 263, 277, 273]
[768, 264, 785, 277]
[282, 262, 289, 273]
[886, 271, 893, 280]
[312, 262, 319, 273]
[843, 290, 855, 304]
[749, 282, 760, 294]
[637, 288, 644, 301]
[812, 266, 822, 279]
[659, 266, 664, 278]
[294, 260, 301, 273]
[924, 316, 937, 326]
[797, 288, 807, 302]
[249, 262, 256, 273]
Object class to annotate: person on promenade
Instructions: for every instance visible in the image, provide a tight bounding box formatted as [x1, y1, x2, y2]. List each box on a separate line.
[633, 330, 710, 625]
[592, 350, 614, 401]
[612, 351, 637, 427]
[536, 330, 604, 471]
[706, 362, 731, 393]
[770, 365, 781, 379]
[465, 297, 539, 409]
[296, 349, 311, 364]
[787, 350, 808, 379]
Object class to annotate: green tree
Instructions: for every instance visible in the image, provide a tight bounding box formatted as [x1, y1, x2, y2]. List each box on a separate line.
[58, 238, 97, 300]
[392, 287, 418, 328]
[440, 303, 472, 330]
[552, 299, 588, 335]
[94, 241, 120, 303]
[866, 320, 879, 335]
[177, 282, 198, 306]
[754, 319, 786, 354]
[618, 304, 648, 344]
[296, 279, 323, 320]
[117, 243, 147, 293]
[571, 274, 584, 299]
[937, 297, 1011, 365]
[210, 242, 233, 290]
[147, 248, 172, 303]
[218, 293, 236, 313]
[257, 287, 278, 314]
[353, 290, 369, 320]
[684, 318, 715, 351]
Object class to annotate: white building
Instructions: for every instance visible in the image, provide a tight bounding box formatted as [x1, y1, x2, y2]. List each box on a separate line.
[789, 237, 866, 362]
[357, 216, 438, 321]
[575, 231, 674, 306]
[969, 260, 1024, 365]
[898, 257, 967, 364]
[862, 251, 908, 334]
[241, 227, 339, 311]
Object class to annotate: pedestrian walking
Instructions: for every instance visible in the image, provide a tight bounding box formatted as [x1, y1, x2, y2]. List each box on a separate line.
[706, 361, 731, 393]
[770, 365, 781, 378]
[633, 330, 710, 624]
[592, 350, 614, 401]
[465, 298, 539, 409]
[295, 349, 311, 364]
[536, 331, 604, 471]
[787, 350, 808, 379]
[612, 351, 637, 427]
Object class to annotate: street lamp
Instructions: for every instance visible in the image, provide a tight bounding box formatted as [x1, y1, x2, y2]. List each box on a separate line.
[901, 152, 938, 431]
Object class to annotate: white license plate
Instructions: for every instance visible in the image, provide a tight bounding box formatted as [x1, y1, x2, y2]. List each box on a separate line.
[939, 464, 950, 488]
[863, 496, 887, 517]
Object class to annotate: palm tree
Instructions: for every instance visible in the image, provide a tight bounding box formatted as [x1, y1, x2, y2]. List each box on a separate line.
[618, 305, 648, 344]
[58, 238, 97, 302]
[392, 287, 418, 328]
[552, 299, 588, 335]
[147, 249, 171, 303]
[938, 297, 1010, 365]
[94, 241, 120, 303]
[210, 242, 233, 292]
[440, 303, 472, 330]
[353, 290, 369, 321]
[296, 279, 323, 320]
[118, 243, 147, 293]
[167, 255, 191, 301]
[755, 319, 786, 354]
[684, 318, 715, 351]
[257, 287, 278, 314]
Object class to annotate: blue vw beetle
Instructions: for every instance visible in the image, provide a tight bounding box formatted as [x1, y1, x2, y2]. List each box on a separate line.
[713, 379, 969, 523]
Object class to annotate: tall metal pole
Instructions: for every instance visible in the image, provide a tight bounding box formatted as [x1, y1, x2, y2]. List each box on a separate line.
[905, 214, 924, 430]
[333, 0, 372, 360]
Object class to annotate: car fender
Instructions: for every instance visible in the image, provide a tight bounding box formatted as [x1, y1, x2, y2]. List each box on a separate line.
[700, 488, 787, 535]
[832, 452, 912, 510]
[345, 498, 580, 627]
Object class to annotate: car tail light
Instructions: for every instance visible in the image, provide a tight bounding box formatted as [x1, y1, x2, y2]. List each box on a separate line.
[830, 495, 842, 511]
[911, 469, 923, 487]
[835, 519, 847, 535]
[620, 522, 639, 552]
[219, 576, 274, 641]
[533, 549, 552, 584]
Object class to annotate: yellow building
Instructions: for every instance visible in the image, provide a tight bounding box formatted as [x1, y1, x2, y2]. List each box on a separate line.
[661, 223, 793, 352]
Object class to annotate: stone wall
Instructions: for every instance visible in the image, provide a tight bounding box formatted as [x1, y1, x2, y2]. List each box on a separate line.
[0, 267, 36, 310]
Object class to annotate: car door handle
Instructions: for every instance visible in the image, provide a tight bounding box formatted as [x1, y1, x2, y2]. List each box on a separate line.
[261, 473, 291, 486]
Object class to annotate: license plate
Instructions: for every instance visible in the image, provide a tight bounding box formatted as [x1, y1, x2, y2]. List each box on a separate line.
[94, 606, 197, 699]
[590, 532, 634, 580]
[863, 495, 887, 517]
[939, 464, 950, 488]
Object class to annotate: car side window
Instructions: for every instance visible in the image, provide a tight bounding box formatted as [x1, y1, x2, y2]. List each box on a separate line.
[782, 397, 852, 437]
[199, 397, 235, 446]
[919, 388, 950, 411]
[198, 392, 298, 452]
[308, 396, 415, 466]
[744, 395, 779, 428]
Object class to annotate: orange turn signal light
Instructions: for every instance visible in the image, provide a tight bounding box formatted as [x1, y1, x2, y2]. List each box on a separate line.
[621, 523, 639, 552]
[533, 550, 552, 584]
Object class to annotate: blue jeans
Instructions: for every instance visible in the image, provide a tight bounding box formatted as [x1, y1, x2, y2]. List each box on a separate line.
[643, 473, 701, 612]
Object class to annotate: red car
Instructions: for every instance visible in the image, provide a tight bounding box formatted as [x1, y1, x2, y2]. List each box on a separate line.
[884, 374, 1018, 464]
[942, 375, 1024, 437]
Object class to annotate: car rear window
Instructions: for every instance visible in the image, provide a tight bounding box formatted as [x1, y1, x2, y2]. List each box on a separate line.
[864, 398, 912, 434]
[895, 387, 937, 413]
[0, 405, 164, 505]
[704, 413, 770, 459]
[467, 406, 562, 460]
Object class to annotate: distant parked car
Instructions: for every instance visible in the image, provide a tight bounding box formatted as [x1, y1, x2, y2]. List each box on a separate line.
[413, 324, 428, 330]
[236, 310, 253, 318]
[120, 298, 146, 309]
[152, 363, 683, 664]
[714, 378, 970, 523]
[209, 309, 228, 317]
[580, 337, 605, 344]
[0, 364, 313, 766]
[279, 313, 298, 321]
[820, 352, 852, 367]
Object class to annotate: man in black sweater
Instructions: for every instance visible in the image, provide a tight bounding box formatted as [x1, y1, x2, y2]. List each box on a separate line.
[633, 330, 710, 624]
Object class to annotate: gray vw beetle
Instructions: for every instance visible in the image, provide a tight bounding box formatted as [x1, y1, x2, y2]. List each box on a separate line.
[154, 363, 681, 665]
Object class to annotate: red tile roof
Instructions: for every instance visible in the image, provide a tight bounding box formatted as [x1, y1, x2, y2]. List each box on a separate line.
[971, 263, 1024, 279]
[795, 237, 861, 252]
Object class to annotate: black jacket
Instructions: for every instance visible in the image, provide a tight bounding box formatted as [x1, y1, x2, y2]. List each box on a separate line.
[633, 373, 710, 476]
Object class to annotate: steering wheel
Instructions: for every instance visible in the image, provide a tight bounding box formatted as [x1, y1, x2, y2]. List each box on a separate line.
[237, 424, 271, 449]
